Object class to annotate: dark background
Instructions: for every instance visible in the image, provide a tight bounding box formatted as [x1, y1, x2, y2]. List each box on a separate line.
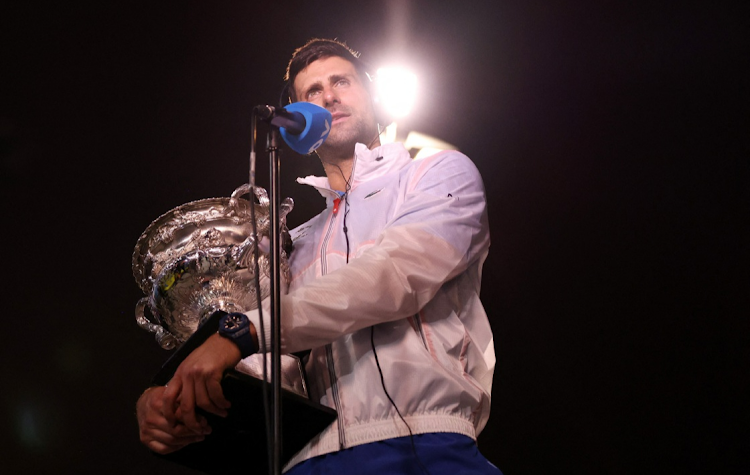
[1, 1, 747, 474]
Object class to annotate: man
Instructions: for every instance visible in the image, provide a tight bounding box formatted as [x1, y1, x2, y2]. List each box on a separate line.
[137, 38, 500, 474]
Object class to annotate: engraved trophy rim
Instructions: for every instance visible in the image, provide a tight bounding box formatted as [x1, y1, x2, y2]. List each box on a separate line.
[132, 188, 262, 295]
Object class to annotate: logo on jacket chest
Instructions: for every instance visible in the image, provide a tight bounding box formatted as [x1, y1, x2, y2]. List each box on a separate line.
[364, 188, 383, 200]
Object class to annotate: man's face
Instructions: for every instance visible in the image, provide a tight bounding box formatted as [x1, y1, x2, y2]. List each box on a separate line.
[292, 56, 379, 154]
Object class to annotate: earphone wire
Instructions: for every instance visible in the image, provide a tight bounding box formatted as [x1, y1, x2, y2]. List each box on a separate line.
[326, 141, 430, 475]
[370, 327, 431, 475]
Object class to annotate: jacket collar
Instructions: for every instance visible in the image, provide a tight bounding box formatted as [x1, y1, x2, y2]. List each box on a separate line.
[296, 142, 412, 200]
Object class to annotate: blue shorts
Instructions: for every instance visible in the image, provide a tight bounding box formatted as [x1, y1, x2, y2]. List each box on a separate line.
[285, 433, 502, 475]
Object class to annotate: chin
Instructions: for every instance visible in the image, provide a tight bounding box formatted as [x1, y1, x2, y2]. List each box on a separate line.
[322, 131, 360, 149]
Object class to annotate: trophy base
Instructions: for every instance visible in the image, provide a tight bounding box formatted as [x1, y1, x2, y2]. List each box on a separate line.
[150, 312, 336, 474]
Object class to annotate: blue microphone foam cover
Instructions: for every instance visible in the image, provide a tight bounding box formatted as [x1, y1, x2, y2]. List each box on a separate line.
[279, 102, 332, 155]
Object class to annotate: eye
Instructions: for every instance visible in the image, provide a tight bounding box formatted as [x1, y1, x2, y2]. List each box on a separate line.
[335, 78, 350, 87]
[306, 88, 322, 100]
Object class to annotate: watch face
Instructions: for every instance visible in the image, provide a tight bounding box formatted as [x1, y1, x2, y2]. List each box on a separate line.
[225, 314, 243, 331]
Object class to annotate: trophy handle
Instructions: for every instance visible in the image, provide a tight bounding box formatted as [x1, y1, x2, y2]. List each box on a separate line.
[135, 297, 178, 350]
[280, 197, 294, 224]
[230, 183, 270, 207]
[228, 183, 293, 229]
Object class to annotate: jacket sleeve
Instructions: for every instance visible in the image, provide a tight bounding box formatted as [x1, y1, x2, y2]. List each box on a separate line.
[249, 151, 490, 354]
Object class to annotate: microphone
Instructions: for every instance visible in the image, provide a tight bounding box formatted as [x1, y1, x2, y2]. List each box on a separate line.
[258, 103, 332, 155]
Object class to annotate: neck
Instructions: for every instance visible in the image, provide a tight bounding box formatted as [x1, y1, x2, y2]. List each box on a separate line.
[318, 134, 382, 192]
[320, 157, 353, 192]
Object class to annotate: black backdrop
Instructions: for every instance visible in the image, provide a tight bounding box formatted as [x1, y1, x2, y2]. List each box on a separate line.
[1, 1, 747, 474]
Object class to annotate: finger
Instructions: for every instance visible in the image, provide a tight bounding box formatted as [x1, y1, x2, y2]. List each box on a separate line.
[175, 408, 212, 434]
[156, 424, 208, 443]
[194, 374, 229, 418]
[146, 440, 181, 455]
[161, 380, 182, 426]
[152, 414, 210, 438]
[141, 416, 205, 448]
[144, 429, 206, 455]
[197, 413, 212, 434]
[206, 375, 231, 416]
[174, 405, 210, 432]
[179, 374, 203, 434]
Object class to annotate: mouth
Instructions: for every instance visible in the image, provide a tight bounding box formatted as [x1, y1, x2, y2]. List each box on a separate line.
[330, 110, 350, 125]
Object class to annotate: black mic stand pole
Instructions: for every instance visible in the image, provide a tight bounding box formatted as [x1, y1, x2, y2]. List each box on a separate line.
[266, 126, 283, 475]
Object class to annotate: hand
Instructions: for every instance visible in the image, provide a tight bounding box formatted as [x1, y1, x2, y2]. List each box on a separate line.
[161, 333, 242, 434]
[136, 386, 210, 454]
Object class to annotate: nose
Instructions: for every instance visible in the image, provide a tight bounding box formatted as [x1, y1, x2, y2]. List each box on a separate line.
[322, 87, 339, 107]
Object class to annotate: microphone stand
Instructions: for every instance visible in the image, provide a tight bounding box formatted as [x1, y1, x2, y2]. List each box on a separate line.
[252, 102, 331, 475]
[266, 127, 283, 475]
[249, 105, 284, 475]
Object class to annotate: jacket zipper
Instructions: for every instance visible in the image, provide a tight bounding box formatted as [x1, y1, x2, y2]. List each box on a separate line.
[320, 198, 347, 448]
[319, 197, 340, 275]
[326, 343, 346, 448]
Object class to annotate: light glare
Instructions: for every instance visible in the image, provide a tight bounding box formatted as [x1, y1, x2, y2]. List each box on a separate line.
[375, 67, 417, 118]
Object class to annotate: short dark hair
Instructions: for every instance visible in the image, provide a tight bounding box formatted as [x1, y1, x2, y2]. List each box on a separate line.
[283, 38, 372, 103]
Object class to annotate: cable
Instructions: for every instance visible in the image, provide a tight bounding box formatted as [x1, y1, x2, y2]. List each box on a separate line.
[342, 181, 352, 263]
[327, 140, 429, 472]
[322, 159, 353, 263]
[370, 327, 431, 475]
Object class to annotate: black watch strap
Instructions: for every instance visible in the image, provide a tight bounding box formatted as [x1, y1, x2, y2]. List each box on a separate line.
[217, 312, 258, 358]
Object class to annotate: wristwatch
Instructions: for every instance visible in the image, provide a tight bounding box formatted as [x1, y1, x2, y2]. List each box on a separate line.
[217, 312, 258, 358]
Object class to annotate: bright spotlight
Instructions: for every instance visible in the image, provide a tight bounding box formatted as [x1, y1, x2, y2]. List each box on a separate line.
[374, 67, 417, 119]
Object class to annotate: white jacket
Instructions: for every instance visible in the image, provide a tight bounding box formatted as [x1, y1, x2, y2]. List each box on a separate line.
[248, 142, 495, 469]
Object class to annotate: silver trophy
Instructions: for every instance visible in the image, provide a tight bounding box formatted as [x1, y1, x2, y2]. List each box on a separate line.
[132, 183, 305, 396]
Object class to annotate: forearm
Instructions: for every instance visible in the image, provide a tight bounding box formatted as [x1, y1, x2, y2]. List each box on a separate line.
[258, 225, 479, 353]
